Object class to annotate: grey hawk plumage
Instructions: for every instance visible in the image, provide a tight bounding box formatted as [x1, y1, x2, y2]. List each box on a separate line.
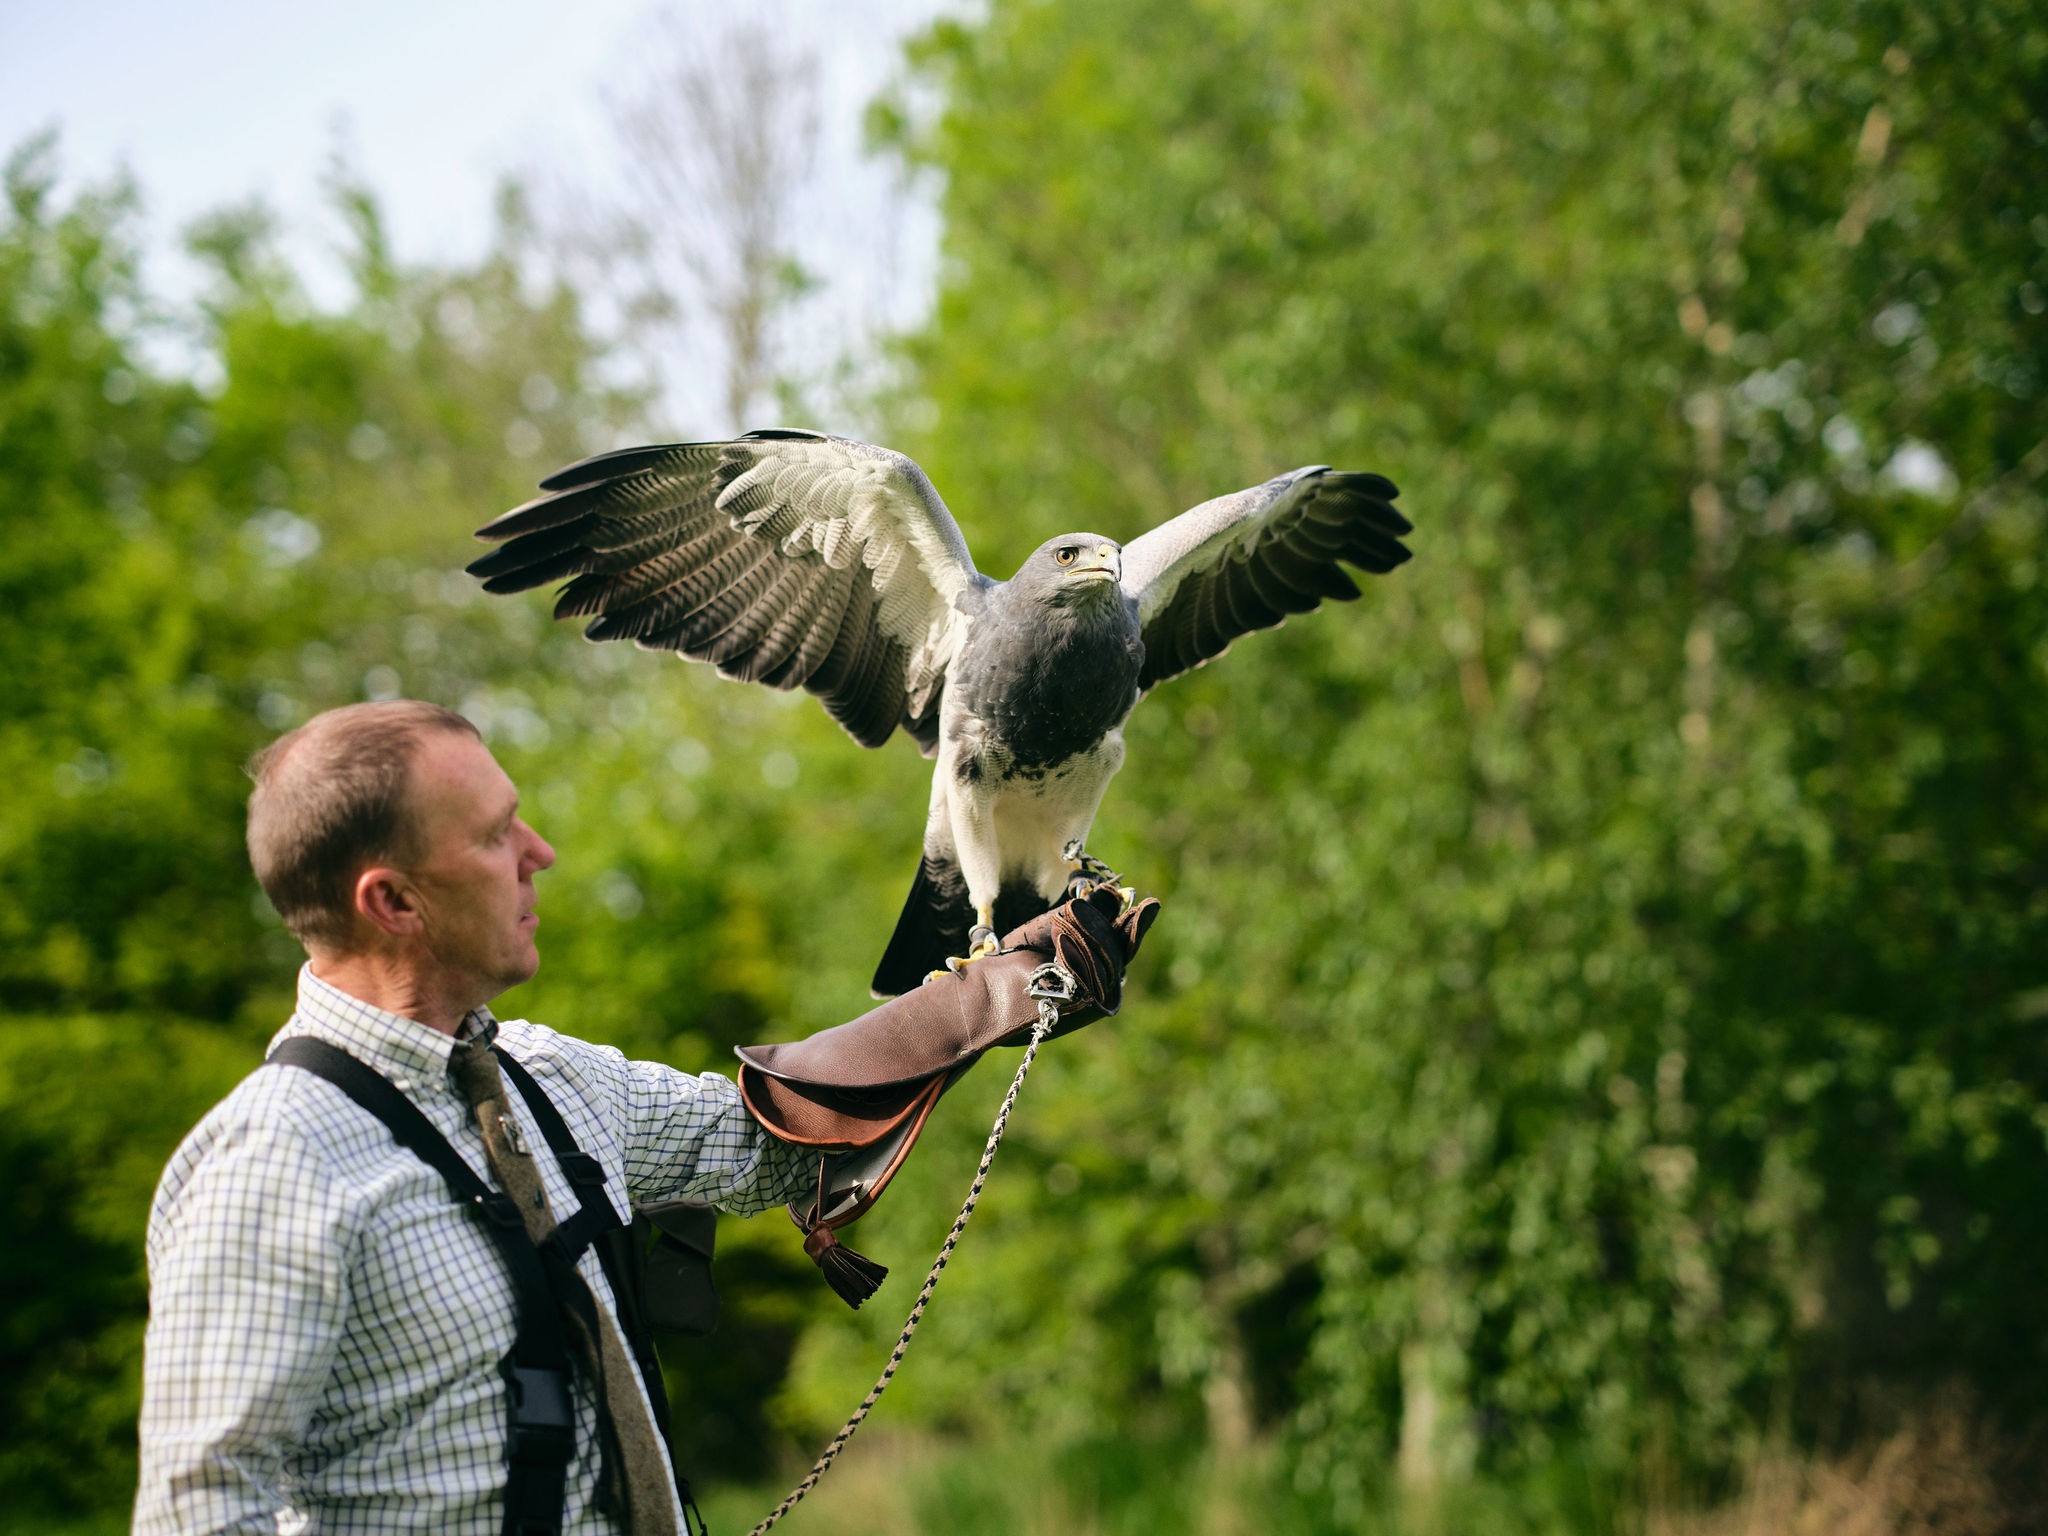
[468, 429, 1412, 996]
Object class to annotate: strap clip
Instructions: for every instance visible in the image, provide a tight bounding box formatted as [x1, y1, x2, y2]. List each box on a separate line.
[1024, 962, 1077, 1005]
[1025, 961, 1077, 1037]
[503, 1364, 576, 1466]
[478, 1192, 526, 1230]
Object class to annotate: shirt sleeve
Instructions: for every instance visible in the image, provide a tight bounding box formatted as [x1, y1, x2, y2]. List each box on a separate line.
[616, 1059, 814, 1214]
[133, 1092, 360, 1536]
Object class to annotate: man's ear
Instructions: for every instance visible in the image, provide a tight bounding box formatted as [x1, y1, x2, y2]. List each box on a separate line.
[354, 865, 423, 939]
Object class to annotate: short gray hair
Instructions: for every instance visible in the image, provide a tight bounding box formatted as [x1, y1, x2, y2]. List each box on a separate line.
[246, 700, 481, 950]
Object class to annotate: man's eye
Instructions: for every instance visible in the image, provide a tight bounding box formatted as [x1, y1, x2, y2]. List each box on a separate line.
[1056, 548, 1075, 565]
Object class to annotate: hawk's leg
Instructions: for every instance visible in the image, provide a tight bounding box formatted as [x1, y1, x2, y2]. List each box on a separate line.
[945, 909, 1001, 972]
[937, 777, 1003, 975]
[927, 908, 999, 983]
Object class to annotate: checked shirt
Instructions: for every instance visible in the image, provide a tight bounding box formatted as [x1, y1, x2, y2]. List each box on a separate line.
[134, 968, 813, 1536]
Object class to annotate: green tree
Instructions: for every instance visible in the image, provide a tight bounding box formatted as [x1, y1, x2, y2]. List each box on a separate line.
[0, 135, 915, 1519]
[785, 0, 2048, 1513]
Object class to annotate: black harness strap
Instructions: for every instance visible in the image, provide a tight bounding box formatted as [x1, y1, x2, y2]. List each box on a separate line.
[495, 1051, 710, 1536]
[268, 1037, 606, 1536]
[493, 1051, 633, 1324]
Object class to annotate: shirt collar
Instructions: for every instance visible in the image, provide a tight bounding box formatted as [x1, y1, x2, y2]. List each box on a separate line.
[275, 965, 498, 1088]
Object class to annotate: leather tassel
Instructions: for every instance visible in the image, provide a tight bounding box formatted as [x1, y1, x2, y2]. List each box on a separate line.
[803, 1223, 888, 1308]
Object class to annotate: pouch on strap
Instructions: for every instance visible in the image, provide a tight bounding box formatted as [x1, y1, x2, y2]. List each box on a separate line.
[634, 1200, 720, 1337]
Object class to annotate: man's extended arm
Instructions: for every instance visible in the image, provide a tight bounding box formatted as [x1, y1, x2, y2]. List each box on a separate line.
[486, 1024, 810, 1213]
[554, 885, 1159, 1220]
[616, 1056, 814, 1212]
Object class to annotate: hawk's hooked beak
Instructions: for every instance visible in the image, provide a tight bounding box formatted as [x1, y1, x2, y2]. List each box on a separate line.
[1074, 544, 1121, 582]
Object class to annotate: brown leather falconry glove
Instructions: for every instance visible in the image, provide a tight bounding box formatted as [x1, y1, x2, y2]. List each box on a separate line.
[734, 880, 1161, 1305]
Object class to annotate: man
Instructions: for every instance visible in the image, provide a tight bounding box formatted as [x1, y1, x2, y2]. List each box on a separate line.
[134, 701, 1147, 1536]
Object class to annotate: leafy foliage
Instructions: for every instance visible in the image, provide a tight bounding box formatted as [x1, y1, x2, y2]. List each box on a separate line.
[0, 132, 905, 1516]
[816, 0, 2048, 1504]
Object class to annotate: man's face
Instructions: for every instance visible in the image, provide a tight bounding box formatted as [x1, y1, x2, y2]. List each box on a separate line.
[401, 732, 556, 999]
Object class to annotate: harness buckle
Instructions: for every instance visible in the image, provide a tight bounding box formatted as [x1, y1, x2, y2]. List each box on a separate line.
[478, 1193, 526, 1230]
[503, 1364, 575, 1467]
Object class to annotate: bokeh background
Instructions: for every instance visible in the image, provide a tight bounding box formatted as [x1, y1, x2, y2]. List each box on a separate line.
[4, 1, 2045, 1532]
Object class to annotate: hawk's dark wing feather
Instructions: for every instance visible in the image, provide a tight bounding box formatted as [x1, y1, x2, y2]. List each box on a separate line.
[1120, 467, 1410, 692]
[469, 431, 980, 752]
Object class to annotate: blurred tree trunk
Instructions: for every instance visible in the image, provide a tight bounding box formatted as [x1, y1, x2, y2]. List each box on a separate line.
[1398, 1288, 1475, 1511]
[598, 9, 821, 432]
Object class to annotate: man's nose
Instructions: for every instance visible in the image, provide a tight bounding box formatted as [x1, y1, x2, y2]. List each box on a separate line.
[520, 821, 556, 873]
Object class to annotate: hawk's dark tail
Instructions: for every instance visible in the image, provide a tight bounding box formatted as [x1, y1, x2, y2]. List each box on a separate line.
[870, 857, 1052, 999]
[872, 856, 973, 999]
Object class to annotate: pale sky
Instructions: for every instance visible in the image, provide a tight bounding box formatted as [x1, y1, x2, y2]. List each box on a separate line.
[0, 0, 948, 430]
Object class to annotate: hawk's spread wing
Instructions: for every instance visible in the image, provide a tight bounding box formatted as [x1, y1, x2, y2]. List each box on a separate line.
[469, 430, 982, 751]
[1120, 467, 1410, 692]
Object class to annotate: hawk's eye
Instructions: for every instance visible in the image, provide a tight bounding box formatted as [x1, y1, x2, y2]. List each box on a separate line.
[1055, 547, 1077, 565]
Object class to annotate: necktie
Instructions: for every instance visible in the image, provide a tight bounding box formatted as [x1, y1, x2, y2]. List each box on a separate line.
[449, 1037, 678, 1536]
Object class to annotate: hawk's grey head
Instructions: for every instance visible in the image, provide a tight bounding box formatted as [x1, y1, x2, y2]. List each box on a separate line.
[1010, 533, 1124, 610]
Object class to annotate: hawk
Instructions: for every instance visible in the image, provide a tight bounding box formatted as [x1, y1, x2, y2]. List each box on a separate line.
[468, 430, 1411, 996]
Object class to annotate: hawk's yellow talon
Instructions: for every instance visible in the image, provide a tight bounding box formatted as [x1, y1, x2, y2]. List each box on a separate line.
[942, 922, 1001, 973]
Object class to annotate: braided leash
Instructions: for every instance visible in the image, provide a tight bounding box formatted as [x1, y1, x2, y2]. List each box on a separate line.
[745, 960, 1077, 1536]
